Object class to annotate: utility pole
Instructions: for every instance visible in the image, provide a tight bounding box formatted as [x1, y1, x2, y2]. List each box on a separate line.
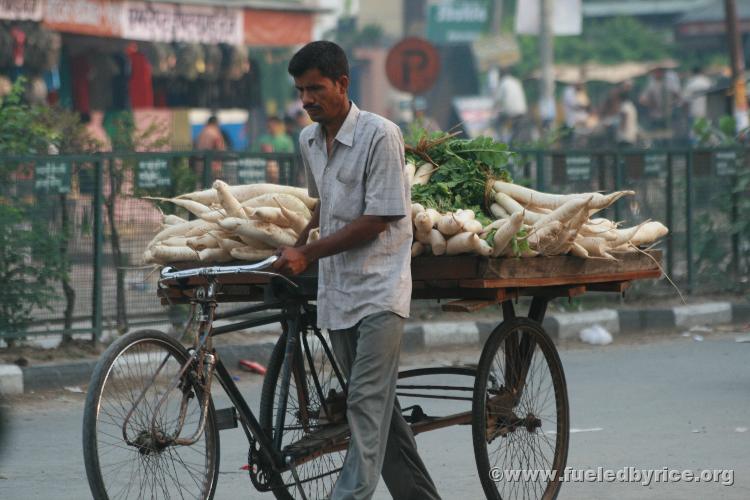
[491, 0, 503, 36]
[539, 0, 555, 129]
[724, 0, 749, 131]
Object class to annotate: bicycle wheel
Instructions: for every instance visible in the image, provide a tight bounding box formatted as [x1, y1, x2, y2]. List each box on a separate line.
[472, 318, 569, 500]
[259, 328, 347, 499]
[83, 329, 220, 500]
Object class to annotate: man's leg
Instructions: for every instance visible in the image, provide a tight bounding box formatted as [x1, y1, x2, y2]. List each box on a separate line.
[327, 312, 403, 500]
[330, 312, 440, 500]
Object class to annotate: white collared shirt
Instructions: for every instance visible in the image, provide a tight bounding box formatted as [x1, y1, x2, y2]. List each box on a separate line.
[299, 102, 412, 330]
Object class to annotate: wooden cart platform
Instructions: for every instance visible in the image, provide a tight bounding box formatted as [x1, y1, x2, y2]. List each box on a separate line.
[158, 250, 662, 309]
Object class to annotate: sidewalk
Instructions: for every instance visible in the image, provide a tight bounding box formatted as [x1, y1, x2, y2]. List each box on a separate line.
[1, 301, 748, 395]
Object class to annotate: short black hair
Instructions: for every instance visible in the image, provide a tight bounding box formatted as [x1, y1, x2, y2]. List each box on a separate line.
[207, 116, 218, 125]
[288, 41, 349, 81]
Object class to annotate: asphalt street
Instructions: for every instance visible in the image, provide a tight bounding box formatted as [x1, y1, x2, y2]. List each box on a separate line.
[0, 329, 748, 499]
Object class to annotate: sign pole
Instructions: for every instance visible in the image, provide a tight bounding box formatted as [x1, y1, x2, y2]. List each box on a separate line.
[724, 0, 749, 132]
[539, 0, 555, 130]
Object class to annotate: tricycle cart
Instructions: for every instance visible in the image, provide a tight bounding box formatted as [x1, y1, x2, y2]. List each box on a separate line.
[82, 251, 661, 500]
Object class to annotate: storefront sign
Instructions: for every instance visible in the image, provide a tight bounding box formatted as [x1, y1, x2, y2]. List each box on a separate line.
[137, 158, 171, 189]
[122, 1, 244, 45]
[0, 0, 42, 21]
[34, 160, 71, 194]
[565, 155, 591, 181]
[452, 96, 495, 139]
[43, 0, 122, 37]
[226, 157, 267, 184]
[714, 151, 737, 176]
[385, 37, 441, 94]
[426, 0, 489, 44]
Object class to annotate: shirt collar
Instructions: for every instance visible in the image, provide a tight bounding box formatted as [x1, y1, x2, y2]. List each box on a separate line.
[309, 101, 360, 149]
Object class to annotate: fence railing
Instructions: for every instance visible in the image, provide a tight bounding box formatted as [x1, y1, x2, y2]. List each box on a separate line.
[0, 147, 747, 344]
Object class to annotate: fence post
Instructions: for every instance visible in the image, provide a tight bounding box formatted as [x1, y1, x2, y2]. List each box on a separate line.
[613, 152, 623, 223]
[730, 148, 741, 285]
[92, 158, 104, 342]
[202, 153, 213, 188]
[666, 152, 674, 279]
[535, 151, 545, 191]
[685, 150, 694, 294]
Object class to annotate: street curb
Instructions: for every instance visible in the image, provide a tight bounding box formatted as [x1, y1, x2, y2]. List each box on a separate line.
[2, 301, 747, 394]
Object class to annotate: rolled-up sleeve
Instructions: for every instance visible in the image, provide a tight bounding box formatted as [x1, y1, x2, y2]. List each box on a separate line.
[363, 127, 408, 217]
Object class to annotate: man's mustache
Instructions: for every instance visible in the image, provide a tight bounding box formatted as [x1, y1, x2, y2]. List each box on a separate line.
[304, 105, 321, 112]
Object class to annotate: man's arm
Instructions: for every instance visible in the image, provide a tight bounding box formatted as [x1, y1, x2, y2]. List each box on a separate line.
[273, 214, 400, 275]
[294, 202, 320, 247]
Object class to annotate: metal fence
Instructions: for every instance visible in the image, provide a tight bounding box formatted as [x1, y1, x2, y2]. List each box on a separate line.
[0, 150, 303, 344]
[0, 146, 747, 344]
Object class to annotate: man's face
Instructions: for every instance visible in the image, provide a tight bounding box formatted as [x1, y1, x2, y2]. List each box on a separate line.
[293, 68, 349, 124]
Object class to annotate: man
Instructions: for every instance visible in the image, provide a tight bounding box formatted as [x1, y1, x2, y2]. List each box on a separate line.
[682, 66, 712, 126]
[492, 67, 528, 143]
[195, 115, 226, 177]
[255, 116, 295, 183]
[273, 41, 441, 500]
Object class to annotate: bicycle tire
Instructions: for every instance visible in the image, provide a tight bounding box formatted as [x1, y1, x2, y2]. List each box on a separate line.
[83, 329, 220, 500]
[259, 328, 347, 500]
[472, 318, 569, 500]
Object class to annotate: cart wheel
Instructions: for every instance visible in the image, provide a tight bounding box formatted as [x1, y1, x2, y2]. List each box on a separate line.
[259, 328, 347, 500]
[472, 318, 569, 500]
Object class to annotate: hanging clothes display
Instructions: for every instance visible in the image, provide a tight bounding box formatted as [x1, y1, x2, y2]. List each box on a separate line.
[127, 43, 154, 109]
[71, 54, 91, 114]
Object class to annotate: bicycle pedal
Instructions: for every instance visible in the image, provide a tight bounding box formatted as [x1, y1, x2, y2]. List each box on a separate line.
[215, 407, 238, 431]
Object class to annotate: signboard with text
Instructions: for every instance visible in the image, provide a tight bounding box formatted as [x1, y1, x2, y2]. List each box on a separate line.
[714, 151, 737, 176]
[137, 158, 171, 189]
[225, 157, 267, 185]
[565, 155, 592, 181]
[426, 0, 489, 44]
[34, 160, 71, 194]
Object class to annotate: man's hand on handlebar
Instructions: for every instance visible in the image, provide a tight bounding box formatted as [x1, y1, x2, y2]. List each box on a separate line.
[273, 247, 309, 275]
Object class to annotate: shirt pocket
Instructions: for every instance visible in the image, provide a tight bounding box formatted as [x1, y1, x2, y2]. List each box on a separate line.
[330, 163, 365, 222]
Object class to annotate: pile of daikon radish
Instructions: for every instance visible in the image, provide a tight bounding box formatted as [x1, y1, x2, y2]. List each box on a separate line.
[410, 180, 669, 259]
[142, 180, 318, 265]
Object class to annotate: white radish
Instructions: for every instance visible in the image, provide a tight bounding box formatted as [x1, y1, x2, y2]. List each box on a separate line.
[411, 203, 425, 221]
[446, 232, 491, 256]
[406, 162, 417, 185]
[491, 212, 524, 257]
[150, 245, 199, 263]
[185, 222, 221, 238]
[162, 214, 187, 226]
[494, 191, 542, 225]
[144, 196, 211, 217]
[308, 227, 320, 243]
[161, 236, 189, 247]
[528, 221, 564, 254]
[630, 221, 669, 246]
[213, 180, 245, 218]
[437, 213, 462, 236]
[246, 206, 291, 227]
[230, 246, 276, 261]
[489, 203, 509, 219]
[412, 162, 436, 185]
[427, 229, 447, 255]
[237, 236, 276, 250]
[569, 242, 589, 258]
[462, 219, 483, 234]
[198, 248, 232, 262]
[232, 220, 297, 248]
[454, 209, 475, 224]
[494, 180, 634, 210]
[217, 237, 247, 252]
[532, 196, 592, 229]
[241, 193, 312, 218]
[414, 212, 433, 235]
[180, 183, 318, 210]
[576, 236, 616, 259]
[411, 241, 426, 257]
[277, 204, 310, 234]
[480, 218, 507, 239]
[186, 234, 220, 251]
[198, 208, 227, 223]
[425, 208, 441, 227]
[147, 219, 207, 248]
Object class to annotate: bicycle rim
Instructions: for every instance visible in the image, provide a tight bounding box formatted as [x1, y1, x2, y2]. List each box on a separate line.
[473, 319, 569, 500]
[83, 331, 219, 500]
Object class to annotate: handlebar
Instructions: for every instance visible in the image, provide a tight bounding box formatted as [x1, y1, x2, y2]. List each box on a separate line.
[158, 255, 300, 291]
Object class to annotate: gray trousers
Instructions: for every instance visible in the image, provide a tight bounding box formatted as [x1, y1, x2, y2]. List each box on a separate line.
[328, 311, 441, 500]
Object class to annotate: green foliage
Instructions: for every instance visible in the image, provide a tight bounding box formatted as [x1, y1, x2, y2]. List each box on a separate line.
[0, 204, 66, 336]
[515, 17, 673, 77]
[408, 129, 512, 220]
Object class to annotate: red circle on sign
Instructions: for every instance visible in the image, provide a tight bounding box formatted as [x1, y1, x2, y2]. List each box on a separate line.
[385, 37, 441, 94]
